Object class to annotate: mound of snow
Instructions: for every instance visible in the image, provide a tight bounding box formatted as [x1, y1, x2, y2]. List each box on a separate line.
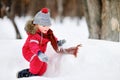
[0, 39, 120, 80]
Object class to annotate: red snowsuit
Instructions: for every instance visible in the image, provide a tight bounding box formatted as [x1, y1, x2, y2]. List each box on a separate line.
[22, 29, 57, 76]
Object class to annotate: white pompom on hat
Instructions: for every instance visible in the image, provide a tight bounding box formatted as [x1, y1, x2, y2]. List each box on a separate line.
[33, 8, 51, 26]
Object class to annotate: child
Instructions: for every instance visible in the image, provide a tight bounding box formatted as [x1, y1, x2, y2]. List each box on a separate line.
[17, 8, 80, 78]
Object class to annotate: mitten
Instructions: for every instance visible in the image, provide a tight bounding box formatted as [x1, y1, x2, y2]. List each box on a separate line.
[37, 51, 48, 62]
[57, 39, 66, 46]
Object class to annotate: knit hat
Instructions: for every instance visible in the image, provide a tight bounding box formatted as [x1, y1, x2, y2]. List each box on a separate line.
[33, 8, 51, 26]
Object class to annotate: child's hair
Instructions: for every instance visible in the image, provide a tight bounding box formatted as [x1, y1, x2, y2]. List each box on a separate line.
[25, 20, 38, 34]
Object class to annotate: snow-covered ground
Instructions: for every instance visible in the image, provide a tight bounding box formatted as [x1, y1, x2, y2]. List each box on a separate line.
[0, 16, 120, 80]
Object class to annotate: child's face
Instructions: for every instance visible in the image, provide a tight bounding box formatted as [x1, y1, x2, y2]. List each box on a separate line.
[36, 24, 50, 34]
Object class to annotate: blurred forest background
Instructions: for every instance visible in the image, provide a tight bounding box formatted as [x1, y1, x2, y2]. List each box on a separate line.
[0, 0, 120, 42]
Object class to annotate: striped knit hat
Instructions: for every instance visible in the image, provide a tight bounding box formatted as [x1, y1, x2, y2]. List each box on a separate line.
[33, 8, 51, 26]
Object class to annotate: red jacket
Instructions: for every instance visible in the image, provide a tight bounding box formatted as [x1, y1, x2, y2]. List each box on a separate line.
[22, 30, 57, 61]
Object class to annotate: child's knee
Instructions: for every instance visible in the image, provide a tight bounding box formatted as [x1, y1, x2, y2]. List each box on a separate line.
[38, 62, 47, 76]
[29, 56, 43, 74]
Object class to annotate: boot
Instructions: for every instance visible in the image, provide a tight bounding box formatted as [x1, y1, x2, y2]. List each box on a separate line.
[17, 69, 37, 78]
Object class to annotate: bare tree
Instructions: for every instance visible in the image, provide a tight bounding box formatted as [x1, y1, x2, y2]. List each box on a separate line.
[28, 0, 46, 16]
[83, 0, 120, 42]
[76, 0, 84, 18]
[56, 0, 63, 22]
[82, 0, 102, 39]
[63, 0, 77, 17]
[101, 0, 120, 41]
[0, 0, 22, 39]
[46, 0, 58, 19]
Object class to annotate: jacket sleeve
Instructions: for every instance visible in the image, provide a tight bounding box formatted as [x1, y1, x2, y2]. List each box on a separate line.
[29, 35, 41, 54]
[54, 35, 58, 42]
[48, 29, 58, 41]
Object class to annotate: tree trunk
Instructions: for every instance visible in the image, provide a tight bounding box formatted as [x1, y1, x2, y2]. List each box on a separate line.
[101, 0, 120, 41]
[2, 0, 22, 39]
[83, 0, 120, 42]
[46, 0, 58, 18]
[63, 0, 77, 17]
[76, 0, 84, 18]
[56, 0, 63, 21]
[9, 0, 22, 39]
[83, 0, 102, 39]
[28, 0, 46, 16]
[11, 18, 22, 39]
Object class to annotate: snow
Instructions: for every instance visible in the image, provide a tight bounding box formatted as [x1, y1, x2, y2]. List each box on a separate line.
[0, 16, 120, 80]
[0, 16, 16, 39]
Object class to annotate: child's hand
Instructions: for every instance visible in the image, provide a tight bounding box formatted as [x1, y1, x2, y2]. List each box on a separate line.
[38, 51, 48, 62]
[57, 39, 66, 46]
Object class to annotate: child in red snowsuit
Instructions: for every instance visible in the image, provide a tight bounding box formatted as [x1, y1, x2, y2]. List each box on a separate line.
[17, 8, 80, 78]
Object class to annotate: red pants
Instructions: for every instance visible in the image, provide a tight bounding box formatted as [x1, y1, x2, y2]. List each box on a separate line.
[29, 56, 47, 76]
[23, 51, 47, 76]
